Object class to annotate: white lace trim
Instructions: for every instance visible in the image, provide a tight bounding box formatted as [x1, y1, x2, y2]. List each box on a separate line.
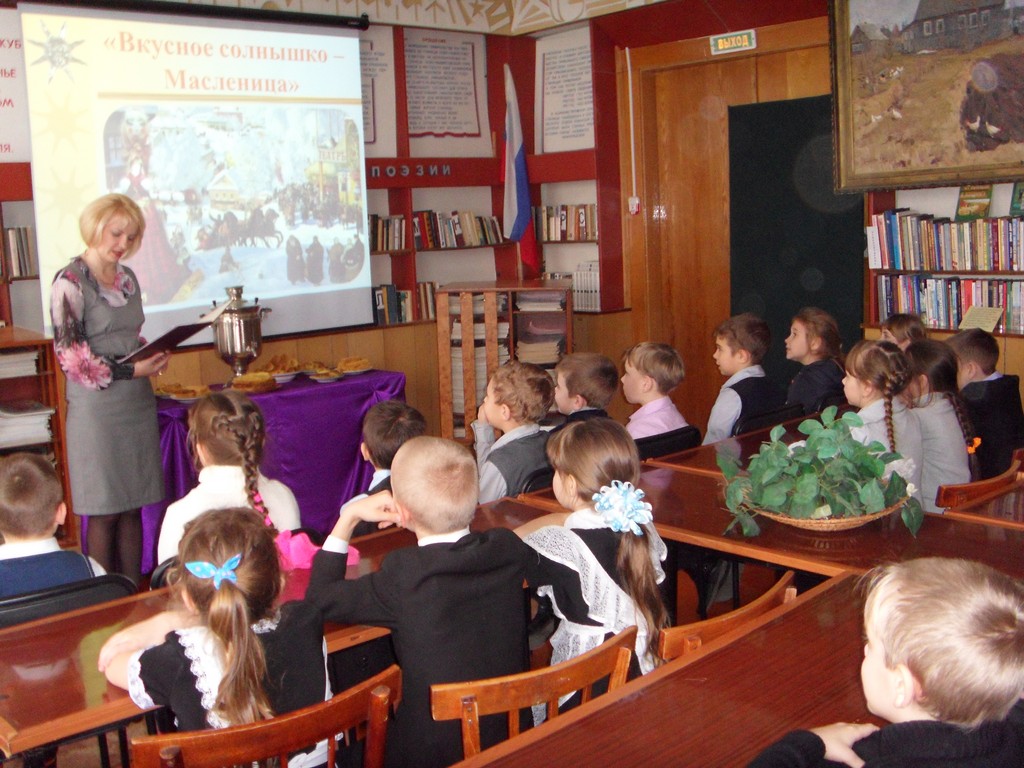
[126, 649, 156, 710]
[526, 522, 667, 676]
[175, 627, 230, 729]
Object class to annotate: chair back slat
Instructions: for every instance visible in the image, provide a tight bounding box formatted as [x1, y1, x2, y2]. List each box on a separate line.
[131, 665, 400, 768]
[0, 573, 137, 629]
[432, 626, 637, 759]
[658, 571, 797, 662]
[935, 448, 1024, 508]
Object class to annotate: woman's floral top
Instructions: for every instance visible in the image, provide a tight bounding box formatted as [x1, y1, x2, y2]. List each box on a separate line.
[50, 257, 139, 390]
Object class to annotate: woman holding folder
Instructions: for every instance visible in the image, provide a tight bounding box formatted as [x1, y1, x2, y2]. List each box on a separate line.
[50, 193, 170, 584]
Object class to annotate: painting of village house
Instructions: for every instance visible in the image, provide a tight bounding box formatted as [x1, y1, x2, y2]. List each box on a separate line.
[831, 0, 1024, 191]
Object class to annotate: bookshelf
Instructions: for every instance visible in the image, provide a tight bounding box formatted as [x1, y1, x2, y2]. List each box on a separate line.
[435, 279, 572, 440]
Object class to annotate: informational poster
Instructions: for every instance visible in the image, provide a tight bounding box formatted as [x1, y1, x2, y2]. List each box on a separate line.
[0, 9, 30, 162]
[360, 24, 395, 155]
[405, 28, 483, 138]
[536, 26, 594, 154]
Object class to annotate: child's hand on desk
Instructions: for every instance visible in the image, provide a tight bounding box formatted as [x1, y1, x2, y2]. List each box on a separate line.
[810, 722, 879, 768]
[98, 610, 197, 685]
[332, 491, 401, 540]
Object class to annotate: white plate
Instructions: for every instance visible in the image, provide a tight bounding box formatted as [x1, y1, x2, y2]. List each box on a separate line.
[272, 372, 298, 383]
[310, 374, 342, 383]
[341, 367, 372, 376]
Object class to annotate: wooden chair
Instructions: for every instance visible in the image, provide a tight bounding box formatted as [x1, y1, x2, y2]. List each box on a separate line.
[635, 425, 702, 461]
[431, 626, 636, 759]
[131, 664, 400, 768]
[658, 570, 797, 661]
[731, 403, 805, 437]
[521, 466, 555, 493]
[935, 448, 1024, 509]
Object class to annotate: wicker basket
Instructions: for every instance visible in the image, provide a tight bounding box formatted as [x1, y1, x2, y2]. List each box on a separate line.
[749, 498, 907, 532]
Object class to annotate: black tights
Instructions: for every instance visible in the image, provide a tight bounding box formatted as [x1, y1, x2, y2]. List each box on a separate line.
[85, 510, 142, 585]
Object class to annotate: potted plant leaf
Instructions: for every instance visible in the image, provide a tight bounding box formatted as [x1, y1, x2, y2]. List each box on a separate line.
[718, 406, 924, 537]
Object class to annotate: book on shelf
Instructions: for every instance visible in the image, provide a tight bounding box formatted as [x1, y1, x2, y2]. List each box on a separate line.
[3, 226, 39, 278]
[573, 260, 601, 312]
[368, 214, 406, 252]
[866, 207, 1024, 272]
[417, 281, 436, 320]
[532, 204, 599, 242]
[0, 349, 39, 378]
[876, 273, 1024, 333]
[0, 399, 54, 449]
[955, 184, 993, 222]
[410, 211, 503, 250]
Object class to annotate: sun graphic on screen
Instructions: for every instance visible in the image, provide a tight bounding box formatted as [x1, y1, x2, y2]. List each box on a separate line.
[28, 22, 85, 83]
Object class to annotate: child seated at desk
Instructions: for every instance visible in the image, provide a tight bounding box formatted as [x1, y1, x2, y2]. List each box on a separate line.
[550, 352, 619, 434]
[621, 342, 689, 440]
[784, 307, 845, 415]
[517, 420, 668, 697]
[0, 452, 106, 598]
[472, 360, 554, 503]
[843, 340, 923, 503]
[99, 508, 331, 766]
[346, 399, 426, 538]
[704, 313, 785, 444]
[879, 312, 926, 351]
[749, 557, 1024, 767]
[946, 328, 1024, 480]
[305, 436, 533, 768]
[156, 390, 300, 564]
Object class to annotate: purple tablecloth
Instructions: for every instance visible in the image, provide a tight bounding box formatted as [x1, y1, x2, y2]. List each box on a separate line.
[138, 369, 406, 572]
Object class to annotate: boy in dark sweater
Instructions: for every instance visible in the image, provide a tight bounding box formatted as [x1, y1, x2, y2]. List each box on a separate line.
[472, 360, 554, 503]
[550, 352, 618, 433]
[749, 558, 1024, 768]
[946, 328, 1024, 479]
[0, 452, 105, 598]
[306, 436, 532, 768]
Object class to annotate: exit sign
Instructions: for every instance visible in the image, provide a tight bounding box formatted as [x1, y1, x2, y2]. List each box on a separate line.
[710, 29, 757, 56]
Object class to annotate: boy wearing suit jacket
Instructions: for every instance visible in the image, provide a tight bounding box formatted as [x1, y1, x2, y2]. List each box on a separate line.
[306, 436, 532, 768]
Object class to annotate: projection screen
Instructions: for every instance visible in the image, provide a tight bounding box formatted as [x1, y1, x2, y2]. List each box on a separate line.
[20, 3, 373, 344]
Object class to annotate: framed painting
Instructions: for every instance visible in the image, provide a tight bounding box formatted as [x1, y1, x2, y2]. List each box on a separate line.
[831, 0, 1024, 192]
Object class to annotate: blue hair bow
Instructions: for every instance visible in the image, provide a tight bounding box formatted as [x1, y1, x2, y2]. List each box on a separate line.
[184, 553, 242, 589]
[592, 480, 653, 537]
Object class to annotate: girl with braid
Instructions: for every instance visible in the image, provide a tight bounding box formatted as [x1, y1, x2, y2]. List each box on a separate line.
[843, 340, 924, 503]
[905, 339, 977, 512]
[156, 390, 300, 564]
[100, 509, 330, 766]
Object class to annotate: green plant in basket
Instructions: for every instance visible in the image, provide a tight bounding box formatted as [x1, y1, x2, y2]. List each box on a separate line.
[717, 406, 924, 537]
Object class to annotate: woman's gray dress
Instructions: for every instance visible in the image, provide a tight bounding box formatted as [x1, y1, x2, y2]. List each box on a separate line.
[51, 257, 163, 516]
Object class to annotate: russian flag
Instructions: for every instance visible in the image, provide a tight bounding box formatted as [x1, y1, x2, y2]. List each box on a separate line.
[502, 64, 541, 277]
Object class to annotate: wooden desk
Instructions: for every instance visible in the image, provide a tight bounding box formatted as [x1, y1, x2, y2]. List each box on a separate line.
[941, 479, 1024, 530]
[0, 529, 415, 758]
[454, 574, 875, 767]
[647, 419, 804, 477]
[518, 466, 1024, 579]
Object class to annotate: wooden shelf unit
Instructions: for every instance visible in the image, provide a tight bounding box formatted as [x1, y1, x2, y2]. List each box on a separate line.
[435, 279, 572, 440]
[0, 325, 76, 547]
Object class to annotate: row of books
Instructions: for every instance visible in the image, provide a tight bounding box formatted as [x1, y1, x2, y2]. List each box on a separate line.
[3, 226, 39, 278]
[368, 214, 407, 252]
[573, 261, 601, 312]
[411, 210, 504, 250]
[0, 399, 54, 449]
[372, 281, 438, 325]
[876, 274, 1024, 333]
[866, 208, 1024, 272]
[0, 349, 38, 378]
[532, 204, 598, 243]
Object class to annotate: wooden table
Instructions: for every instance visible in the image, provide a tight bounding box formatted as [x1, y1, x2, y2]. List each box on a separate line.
[646, 418, 805, 477]
[0, 528, 414, 758]
[454, 573, 876, 767]
[940, 479, 1024, 530]
[519, 466, 1024, 579]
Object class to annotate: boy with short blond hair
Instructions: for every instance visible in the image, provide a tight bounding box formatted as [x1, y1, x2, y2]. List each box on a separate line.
[306, 436, 533, 768]
[0, 452, 105, 598]
[472, 360, 554, 503]
[551, 352, 618, 432]
[946, 328, 1024, 479]
[620, 342, 689, 440]
[703, 313, 785, 444]
[750, 557, 1024, 767]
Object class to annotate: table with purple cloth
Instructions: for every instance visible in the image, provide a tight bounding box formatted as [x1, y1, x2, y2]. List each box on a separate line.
[138, 369, 405, 572]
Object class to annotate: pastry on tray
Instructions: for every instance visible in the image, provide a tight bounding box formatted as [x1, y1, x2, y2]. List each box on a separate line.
[230, 371, 278, 394]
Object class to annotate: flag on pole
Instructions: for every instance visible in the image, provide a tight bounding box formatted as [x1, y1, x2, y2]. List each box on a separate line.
[502, 64, 540, 277]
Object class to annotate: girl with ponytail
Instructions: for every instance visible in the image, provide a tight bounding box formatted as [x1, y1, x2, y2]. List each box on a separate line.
[99, 508, 330, 764]
[517, 419, 668, 709]
[843, 339, 924, 503]
[156, 390, 300, 564]
[905, 339, 977, 512]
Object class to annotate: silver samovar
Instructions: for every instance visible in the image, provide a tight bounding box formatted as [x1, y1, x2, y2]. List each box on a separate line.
[212, 286, 271, 379]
